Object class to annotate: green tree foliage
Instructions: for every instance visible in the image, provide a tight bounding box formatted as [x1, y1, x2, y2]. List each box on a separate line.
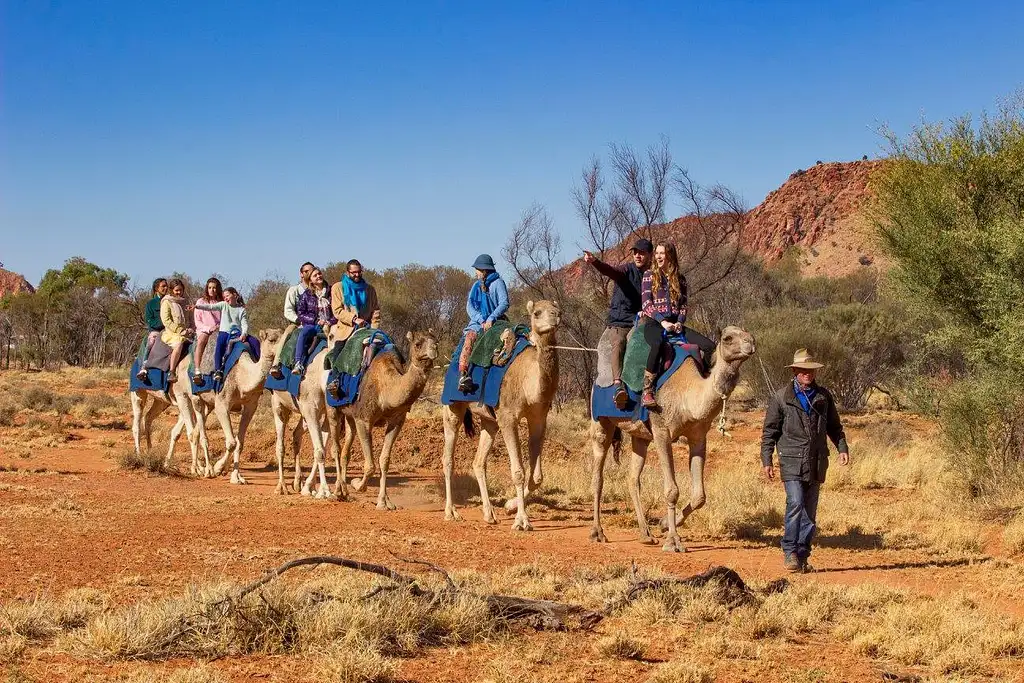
[872, 97, 1024, 492]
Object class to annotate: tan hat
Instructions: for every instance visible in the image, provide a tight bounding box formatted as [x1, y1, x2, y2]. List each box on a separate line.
[787, 348, 825, 370]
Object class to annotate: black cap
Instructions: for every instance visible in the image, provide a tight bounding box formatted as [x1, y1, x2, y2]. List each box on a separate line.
[631, 238, 654, 253]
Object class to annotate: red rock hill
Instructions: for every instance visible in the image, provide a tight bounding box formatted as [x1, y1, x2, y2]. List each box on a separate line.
[0, 269, 36, 298]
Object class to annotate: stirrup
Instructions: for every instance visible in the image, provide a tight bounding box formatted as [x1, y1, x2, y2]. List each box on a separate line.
[327, 379, 341, 400]
[458, 374, 474, 393]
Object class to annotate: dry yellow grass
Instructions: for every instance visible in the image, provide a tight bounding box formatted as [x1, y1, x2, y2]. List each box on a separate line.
[1004, 511, 1024, 555]
[646, 661, 715, 683]
[595, 631, 645, 660]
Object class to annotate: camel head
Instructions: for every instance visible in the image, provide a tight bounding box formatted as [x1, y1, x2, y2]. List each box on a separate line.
[259, 328, 283, 359]
[406, 329, 438, 367]
[716, 325, 756, 364]
[526, 300, 561, 336]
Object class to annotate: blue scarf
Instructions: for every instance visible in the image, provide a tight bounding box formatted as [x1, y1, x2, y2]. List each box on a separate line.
[342, 275, 368, 311]
[794, 380, 818, 414]
[470, 271, 501, 319]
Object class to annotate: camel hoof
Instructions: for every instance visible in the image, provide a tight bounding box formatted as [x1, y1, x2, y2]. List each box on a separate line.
[445, 508, 463, 522]
[300, 486, 312, 497]
[590, 527, 608, 543]
[230, 470, 247, 485]
[351, 476, 369, 492]
[482, 509, 497, 525]
[314, 487, 331, 500]
[333, 485, 349, 501]
[662, 535, 685, 553]
[274, 483, 288, 495]
[376, 498, 397, 511]
[511, 517, 534, 532]
[503, 498, 519, 514]
[638, 533, 657, 546]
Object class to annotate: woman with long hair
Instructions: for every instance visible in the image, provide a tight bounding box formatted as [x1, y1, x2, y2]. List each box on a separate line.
[192, 286, 248, 382]
[293, 267, 335, 375]
[160, 278, 195, 384]
[136, 277, 169, 381]
[638, 243, 687, 408]
[192, 277, 224, 381]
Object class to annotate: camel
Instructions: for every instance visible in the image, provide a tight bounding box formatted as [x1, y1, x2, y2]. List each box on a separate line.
[268, 340, 334, 498]
[130, 364, 205, 475]
[327, 330, 439, 509]
[589, 325, 755, 552]
[440, 300, 561, 531]
[166, 329, 282, 483]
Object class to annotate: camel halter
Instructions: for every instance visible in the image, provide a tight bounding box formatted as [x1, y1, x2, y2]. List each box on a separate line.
[717, 393, 731, 438]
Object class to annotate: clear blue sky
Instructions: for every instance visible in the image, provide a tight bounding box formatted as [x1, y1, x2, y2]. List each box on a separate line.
[3, 1, 1022, 291]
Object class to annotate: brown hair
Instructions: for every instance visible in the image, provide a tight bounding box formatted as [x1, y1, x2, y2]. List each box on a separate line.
[202, 277, 223, 302]
[651, 243, 684, 305]
[224, 286, 244, 306]
[168, 278, 186, 296]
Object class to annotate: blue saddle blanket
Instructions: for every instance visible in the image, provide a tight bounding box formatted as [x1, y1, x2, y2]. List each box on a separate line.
[263, 338, 328, 398]
[325, 331, 396, 408]
[440, 335, 531, 408]
[129, 361, 169, 393]
[590, 343, 701, 422]
[190, 336, 261, 394]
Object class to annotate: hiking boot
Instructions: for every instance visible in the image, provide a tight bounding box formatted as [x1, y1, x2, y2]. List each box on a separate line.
[327, 379, 341, 400]
[783, 554, 801, 572]
[136, 367, 148, 382]
[194, 374, 206, 387]
[292, 362, 305, 377]
[612, 382, 630, 411]
[640, 371, 658, 409]
[269, 364, 284, 380]
[166, 372, 177, 385]
[458, 373, 474, 393]
[800, 559, 815, 574]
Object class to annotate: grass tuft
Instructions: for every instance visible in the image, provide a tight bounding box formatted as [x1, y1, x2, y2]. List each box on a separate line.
[646, 661, 715, 683]
[315, 646, 399, 683]
[596, 632, 645, 660]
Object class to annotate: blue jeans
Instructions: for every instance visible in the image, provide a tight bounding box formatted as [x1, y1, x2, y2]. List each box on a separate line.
[294, 325, 320, 366]
[213, 330, 240, 373]
[782, 480, 820, 560]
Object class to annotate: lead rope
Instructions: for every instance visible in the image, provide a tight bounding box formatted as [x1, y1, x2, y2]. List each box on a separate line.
[717, 393, 731, 438]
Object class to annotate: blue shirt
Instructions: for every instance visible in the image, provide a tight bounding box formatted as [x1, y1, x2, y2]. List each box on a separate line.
[466, 276, 509, 326]
[794, 380, 817, 414]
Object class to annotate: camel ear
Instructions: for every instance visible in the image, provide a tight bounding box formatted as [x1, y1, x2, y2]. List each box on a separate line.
[526, 300, 535, 316]
[714, 326, 722, 342]
[258, 329, 268, 342]
[406, 331, 413, 342]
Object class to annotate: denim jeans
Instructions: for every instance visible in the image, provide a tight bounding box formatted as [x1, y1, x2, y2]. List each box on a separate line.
[294, 325, 320, 366]
[782, 479, 821, 560]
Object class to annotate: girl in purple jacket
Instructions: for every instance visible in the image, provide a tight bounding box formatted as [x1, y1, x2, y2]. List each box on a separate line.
[293, 267, 336, 374]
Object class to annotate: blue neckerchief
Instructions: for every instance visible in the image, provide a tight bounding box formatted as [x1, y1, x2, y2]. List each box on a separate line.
[470, 271, 501, 319]
[342, 275, 368, 310]
[794, 380, 817, 414]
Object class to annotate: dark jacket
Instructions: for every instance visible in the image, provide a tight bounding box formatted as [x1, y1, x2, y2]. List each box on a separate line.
[760, 382, 849, 483]
[590, 259, 647, 328]
[296, 286, 337, 327]
[144, 296, 164, 331]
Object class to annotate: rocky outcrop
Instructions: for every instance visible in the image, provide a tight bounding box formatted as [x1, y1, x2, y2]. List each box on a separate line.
[0, 269, 35, 298]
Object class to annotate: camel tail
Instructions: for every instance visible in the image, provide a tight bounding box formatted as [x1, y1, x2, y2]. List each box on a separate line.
[611, 427, 623, 466]
[462, 411, 476, 438]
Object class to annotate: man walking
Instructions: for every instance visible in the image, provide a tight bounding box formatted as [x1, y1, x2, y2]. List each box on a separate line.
[583, 238, 652, 408]
[760, 348, 850, 572]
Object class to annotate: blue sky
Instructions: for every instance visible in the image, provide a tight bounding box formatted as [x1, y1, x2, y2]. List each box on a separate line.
[2, 1, 1022, 291]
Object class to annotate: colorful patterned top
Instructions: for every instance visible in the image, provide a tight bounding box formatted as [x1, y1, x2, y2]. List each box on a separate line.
[640, 270, 687, 323]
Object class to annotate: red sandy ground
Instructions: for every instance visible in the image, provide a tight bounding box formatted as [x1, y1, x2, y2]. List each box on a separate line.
[1, 393, 1022, 682]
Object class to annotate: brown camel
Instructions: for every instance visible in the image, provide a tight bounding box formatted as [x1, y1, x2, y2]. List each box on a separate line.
[327, 330, 438, 508]
[130, 367, 203, 474]
[171, 329, 282, 483]
[589, 326, 755, 551]
[440, 300, 560, 531]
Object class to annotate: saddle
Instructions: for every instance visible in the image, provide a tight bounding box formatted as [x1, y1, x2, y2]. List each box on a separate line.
[621, 332, 703, 394]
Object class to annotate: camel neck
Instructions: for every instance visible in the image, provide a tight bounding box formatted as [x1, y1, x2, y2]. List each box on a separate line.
[697, 351, 742, 414]
[382, 357, 431, 410]
[530, 331, 559, 395]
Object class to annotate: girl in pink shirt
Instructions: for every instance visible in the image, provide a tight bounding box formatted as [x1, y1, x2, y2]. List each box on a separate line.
[193, 278, 223, 377]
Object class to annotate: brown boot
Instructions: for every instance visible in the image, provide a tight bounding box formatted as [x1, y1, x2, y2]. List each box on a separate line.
[641, 371, 658, 409]
[612, 381, 630, 410]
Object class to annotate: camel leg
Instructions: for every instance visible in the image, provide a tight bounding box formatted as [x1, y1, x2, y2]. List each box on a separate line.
[375, 416, 404, 511]
[326, 408, 348, 500]
[628, 438, 656, 544]
[654, 428, 683, 552]
[500, 415, 532, 532]
[143, 398, 165, 452]
[228, 401, 257, 485]
[350, 420, 375, 493]
[273, 401, 289, 495]
[351, 418, 375, 492]
[211, 399, 235, 477]
[472, 418, 499, 524]
[506, 410, 547, 515]
[678, 439, 707, 524]
[340, 415, 357, 492]
[589, 419, 616, 543]
[189, 398, 213, 477]
[131, 392, 145, 455]
[441, 404, 463, 521]
[300, 401, 330, 499]
[165, 393, 195, 471]
[291, 417, 304, 493]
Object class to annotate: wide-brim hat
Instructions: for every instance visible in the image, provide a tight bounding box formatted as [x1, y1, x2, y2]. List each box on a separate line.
[472, 253, 496, 271]
[787, 348, 825, 370]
